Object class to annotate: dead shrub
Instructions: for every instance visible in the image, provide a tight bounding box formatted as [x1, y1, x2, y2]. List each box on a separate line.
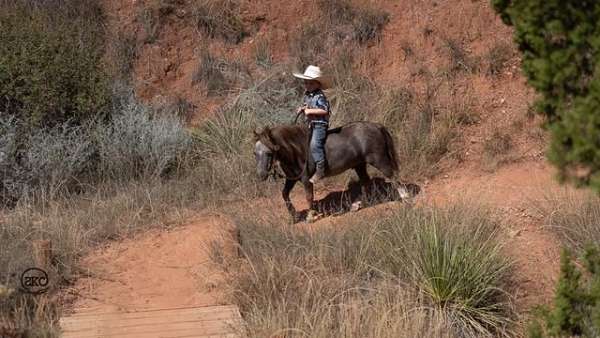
[443, 37, 479, 75]
[193, 0, 246, 44]
[485, 41, 513, 77]
[289, 1, 389, 69]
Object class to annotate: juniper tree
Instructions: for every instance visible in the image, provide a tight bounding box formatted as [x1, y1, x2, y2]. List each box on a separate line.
[493, 0, 600, 191]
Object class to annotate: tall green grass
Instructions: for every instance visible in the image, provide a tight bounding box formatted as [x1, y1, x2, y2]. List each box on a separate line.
[216, 204, 515, 338]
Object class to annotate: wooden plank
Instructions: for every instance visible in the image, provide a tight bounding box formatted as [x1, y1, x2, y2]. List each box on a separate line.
[61, 312, 238, 331]
[66, 305, 237, 318]
[60, 305, 244, 338]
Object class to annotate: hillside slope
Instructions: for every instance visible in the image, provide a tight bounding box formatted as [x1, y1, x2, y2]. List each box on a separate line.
[92, 0, 561, 319]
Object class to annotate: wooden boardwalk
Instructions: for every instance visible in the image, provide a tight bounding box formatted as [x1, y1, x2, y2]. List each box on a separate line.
[60, 305, 244, 338]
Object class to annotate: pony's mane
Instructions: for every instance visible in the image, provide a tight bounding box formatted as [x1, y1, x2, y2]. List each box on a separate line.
[256, 124, 308, 166]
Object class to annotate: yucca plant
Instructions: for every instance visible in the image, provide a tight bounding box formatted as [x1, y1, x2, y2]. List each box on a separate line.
[410, 216, 513, 337]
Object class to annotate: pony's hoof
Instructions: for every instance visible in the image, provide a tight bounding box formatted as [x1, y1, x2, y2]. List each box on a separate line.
[351, 201, 362, 212]
[306, 210, 321, 223]
[397, 186, 411, 200]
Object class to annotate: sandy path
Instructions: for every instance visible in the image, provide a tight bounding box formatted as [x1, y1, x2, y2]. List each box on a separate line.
[66, 214, 234, 313]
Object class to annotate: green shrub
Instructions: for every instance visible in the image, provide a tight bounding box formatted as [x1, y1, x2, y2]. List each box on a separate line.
[529, 248, 600, 338]
[0, 1, 110, 128]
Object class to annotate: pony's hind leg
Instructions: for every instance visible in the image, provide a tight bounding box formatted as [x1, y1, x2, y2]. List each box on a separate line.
[369, 156, 410, 201]
[354, 164, 371, 210]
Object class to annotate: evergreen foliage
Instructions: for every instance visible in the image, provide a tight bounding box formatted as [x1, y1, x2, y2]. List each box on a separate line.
[492, 1, 600, 191]
[529, 248, 600, 337]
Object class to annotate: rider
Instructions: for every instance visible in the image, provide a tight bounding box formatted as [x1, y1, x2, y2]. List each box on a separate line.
[293, 65, 332, 184]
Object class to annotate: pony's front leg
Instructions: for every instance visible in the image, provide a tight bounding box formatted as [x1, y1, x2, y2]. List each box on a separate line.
[282, 179, 298, 221]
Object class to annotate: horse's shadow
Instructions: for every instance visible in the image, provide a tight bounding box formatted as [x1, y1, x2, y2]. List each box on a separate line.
[296, 178, 421, 222]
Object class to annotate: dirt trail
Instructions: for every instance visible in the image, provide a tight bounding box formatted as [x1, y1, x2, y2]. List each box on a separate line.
[66, 214, 234, 314]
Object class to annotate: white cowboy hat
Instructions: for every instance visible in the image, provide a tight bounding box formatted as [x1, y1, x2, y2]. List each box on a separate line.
[293, 65, 332, 89]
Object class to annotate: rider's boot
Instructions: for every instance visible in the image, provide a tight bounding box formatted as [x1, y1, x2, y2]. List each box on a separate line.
[309, 161, 326, 184]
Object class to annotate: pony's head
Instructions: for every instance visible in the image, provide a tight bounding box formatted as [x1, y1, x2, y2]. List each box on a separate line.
[253, 127, 279, 181]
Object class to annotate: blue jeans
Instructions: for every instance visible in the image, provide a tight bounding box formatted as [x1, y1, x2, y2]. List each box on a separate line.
[310, 122, 328, 164]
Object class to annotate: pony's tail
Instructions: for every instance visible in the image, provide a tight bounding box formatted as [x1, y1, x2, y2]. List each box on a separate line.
[381, 126, 399, 173]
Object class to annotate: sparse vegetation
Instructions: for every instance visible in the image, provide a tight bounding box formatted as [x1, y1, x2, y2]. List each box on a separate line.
[216, 204, 515, 337]
[318, 0, 390, 43]
[192, 50, 250, 95]
[107, 31, 138, 82]
[290, 0, 389, 69]
[483, 130, 514, 170]
[443, 37, 479, 75]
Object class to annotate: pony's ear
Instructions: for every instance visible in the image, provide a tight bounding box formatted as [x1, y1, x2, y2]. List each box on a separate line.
[260, 128, 280, 152]
[253, 127, 263, 140]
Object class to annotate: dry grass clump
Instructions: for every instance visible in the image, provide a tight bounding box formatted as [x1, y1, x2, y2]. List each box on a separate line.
[216, 205, 516, 338]
[253, 37, 273, 68]
[483, 130, 514, 170]
[106, 31, 138, 82]
[536, 192, 600, 254]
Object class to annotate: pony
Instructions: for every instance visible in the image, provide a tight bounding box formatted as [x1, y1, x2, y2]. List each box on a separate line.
[254, 122, 408, 221]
